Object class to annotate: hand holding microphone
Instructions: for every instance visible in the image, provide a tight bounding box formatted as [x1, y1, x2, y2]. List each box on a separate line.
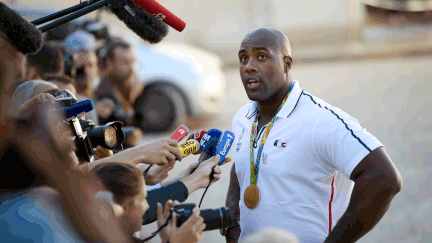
[143, 125, 188, 176]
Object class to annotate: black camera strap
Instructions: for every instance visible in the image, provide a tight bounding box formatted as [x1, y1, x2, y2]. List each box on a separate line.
[140, 219, 170, 242]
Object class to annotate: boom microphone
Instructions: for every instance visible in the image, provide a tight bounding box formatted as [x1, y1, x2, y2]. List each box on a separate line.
[198, 129, 222, 163]
[216, 131, 235, 164]
[132, 0, 186, 32]
[107, 0, 169, 44]
[58, 99, 94, 121]
[187, 130, 206, 154]
[0, 3, 43, 54]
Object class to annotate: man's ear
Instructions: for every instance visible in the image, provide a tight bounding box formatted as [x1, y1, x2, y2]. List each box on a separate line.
[284, 56, 293, 72]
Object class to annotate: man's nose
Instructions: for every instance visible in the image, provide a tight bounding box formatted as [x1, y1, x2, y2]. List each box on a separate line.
[245, 60, 258, 73]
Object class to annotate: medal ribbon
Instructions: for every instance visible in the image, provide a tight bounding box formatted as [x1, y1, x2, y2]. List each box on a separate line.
[249, 84, 294, 185]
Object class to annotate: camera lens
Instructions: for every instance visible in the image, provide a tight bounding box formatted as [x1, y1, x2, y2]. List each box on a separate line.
[85, 121, 124, 150]
[104, 126, 117, 147]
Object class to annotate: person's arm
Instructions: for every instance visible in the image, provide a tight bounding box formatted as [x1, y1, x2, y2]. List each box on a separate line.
[324, 147, 402, 243]
[225, 163, 241, 243]
[143, 181, 189, 225]
[85, 139, 182, 170]
[142, 155, 230, 224]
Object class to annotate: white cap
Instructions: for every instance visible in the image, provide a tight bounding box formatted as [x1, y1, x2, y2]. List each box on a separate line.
[64, 30, 97, 53]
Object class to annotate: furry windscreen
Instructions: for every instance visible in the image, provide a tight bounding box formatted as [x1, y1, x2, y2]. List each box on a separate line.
[107, 0, 168, 44]
[0, 3, 43, 54]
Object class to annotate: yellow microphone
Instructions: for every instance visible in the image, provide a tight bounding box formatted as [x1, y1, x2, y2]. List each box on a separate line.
[178, 139, 199, 157]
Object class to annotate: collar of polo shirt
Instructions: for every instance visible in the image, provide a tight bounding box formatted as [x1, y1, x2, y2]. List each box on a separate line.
[245, 80, 303, 121]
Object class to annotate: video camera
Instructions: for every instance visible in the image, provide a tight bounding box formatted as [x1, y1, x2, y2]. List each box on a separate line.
[170, 203, 231, 231]
[55, 90, 124, 163]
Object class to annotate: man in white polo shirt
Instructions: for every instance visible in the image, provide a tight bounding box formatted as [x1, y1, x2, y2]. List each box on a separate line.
[223, 27, 403, 243]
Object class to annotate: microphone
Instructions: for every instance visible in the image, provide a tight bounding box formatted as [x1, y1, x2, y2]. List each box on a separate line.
[107, 0, 169, 44]
[177, 139, 199, 157]
[216, 131, 235, 164]
[58, 99, 94, 121]
[170, 124, 189, 142]
[132, 0, 186, 32]
[187, 130, 207, 154]
[57, 100, 95, 162]
[144, 124, 189, 176]
[0, 3, 43, 55]
[198, 129, 222, 163]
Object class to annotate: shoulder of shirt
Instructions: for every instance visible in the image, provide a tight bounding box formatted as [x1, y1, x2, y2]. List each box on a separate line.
[232, 102, 254, 124]
[301, 91, 359, 126]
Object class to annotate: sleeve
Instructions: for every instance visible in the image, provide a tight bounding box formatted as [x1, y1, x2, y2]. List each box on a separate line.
[142, 181, 189, 225]
[313, 107, 383, 179]
[146, 183, 162, 191]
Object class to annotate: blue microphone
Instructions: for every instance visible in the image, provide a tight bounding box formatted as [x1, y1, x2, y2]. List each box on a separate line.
[198, 129, 222, 162]
[216, 131, 235, 164]
[58, 99, 94, 121]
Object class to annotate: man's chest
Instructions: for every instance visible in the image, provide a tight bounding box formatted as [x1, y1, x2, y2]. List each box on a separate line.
[234, 118, 318, 178]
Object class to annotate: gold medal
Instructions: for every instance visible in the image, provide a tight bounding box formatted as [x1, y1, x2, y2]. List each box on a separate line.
[244, 184, 261, 209]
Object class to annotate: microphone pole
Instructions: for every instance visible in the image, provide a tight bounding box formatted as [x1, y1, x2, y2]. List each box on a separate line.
[31, 0, 99, 25]
[33, 0, 109, 33]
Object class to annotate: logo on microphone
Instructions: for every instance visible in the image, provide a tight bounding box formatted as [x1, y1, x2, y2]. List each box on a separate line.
[220, 138, 233, 156]
[201, 134, 211, 147]
[194, 131, 201, 139]
[274, 140, 286, 148]
[153, 13, 166, 21]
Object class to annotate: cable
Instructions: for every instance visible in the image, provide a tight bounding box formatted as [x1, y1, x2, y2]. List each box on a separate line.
[140, 219, 169, 242]
[198, 166, 215, 208]
[143, 164, 153, 177]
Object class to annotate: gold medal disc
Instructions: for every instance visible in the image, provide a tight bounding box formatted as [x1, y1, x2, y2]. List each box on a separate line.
[244, 184, 261, 209]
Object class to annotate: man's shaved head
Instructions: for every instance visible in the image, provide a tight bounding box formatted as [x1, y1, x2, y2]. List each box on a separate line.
[238, 27, 294, 103]
[242, 27, 291, 58]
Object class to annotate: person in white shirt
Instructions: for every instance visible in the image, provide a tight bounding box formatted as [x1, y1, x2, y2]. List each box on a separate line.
[223, 27, 402, 243]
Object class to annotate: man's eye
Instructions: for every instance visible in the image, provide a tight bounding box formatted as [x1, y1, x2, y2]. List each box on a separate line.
[240, 56, 248, 62]
[258, 54, 266, 60]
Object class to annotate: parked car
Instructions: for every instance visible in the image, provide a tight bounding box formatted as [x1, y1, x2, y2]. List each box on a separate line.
[16, 5, 227, 131]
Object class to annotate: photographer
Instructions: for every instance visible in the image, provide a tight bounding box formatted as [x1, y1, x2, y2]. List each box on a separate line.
[92, 162, 206, 243]
[25, 43, 65, 81]
[64, 30, 100, 125]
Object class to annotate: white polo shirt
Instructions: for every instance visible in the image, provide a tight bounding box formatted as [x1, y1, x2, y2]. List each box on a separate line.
[232, 80, 383, 243]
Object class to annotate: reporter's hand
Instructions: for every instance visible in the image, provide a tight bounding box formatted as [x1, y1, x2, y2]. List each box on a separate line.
[136, 139, 183, 165]
[161, 161, 199, 187]
[167, 206, 205, 243]
[157, 200, 175, 243]
[94, 146, 114, 160]
[137, 161, 175, 186]
[180, 155, 232, 194]
[88, 139, 183, 169]
[18, 93, 59, 111]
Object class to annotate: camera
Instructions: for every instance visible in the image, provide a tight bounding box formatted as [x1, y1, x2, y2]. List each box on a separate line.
[170, 203, 231, 231]
[55, 90, 125, 162]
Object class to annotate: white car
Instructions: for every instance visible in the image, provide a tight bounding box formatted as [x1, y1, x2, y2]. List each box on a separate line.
[129, 39, 227, 131]
[16, 5, 227, 131]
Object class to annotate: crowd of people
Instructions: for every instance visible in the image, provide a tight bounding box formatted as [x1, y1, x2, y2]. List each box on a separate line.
[0, 3, 235, 243]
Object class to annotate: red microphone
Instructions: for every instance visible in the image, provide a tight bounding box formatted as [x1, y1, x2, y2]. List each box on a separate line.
[132, 0, 186, 32]
[187, 130, 206, 155]
[170, 125, 189, 142]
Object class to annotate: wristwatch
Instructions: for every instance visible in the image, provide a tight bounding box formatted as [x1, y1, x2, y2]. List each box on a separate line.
[220, 220, 240, 236]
